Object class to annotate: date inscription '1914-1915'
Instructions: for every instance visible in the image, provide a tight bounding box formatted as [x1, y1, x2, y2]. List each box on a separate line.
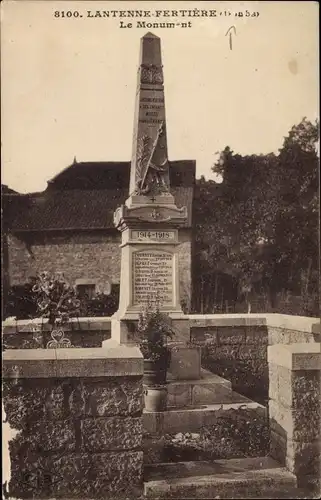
[132, 230, 175, 241]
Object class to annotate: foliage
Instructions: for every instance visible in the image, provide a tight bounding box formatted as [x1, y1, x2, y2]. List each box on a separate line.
[32, 271, 81, 326]
[5, 279, 119, 321]
[137, 304, 175, 362]
[78, 290, 119, 317]
[4, 279, 38, 320]
[201, 340, 268, 406]
[193, 117, 319, 316]
[144, 407, 270, 463]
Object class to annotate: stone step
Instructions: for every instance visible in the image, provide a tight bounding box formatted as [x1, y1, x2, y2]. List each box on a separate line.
[165, 369, 233, 407]
[144, 395, 265, 435]
[144, 456, 299, 499]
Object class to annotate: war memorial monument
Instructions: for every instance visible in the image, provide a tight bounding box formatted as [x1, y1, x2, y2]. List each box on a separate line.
[111, 32, 194, 365]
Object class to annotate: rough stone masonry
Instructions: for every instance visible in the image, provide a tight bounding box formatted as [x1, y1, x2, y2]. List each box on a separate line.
[2, 346, 144, 499]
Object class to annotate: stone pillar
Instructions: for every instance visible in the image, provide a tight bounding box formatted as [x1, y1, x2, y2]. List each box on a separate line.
[3, 346, 144, 499]
[268, 343, 321, 494]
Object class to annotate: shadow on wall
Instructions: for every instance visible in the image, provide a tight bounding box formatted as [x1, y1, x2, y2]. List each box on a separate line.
[191, 325, 269, 406]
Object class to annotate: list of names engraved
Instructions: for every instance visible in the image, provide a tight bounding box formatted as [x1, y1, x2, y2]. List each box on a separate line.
[133, 250, 173, 306]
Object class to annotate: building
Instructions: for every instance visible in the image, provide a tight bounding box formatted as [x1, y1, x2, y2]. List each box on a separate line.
[2, 158, 195, 313]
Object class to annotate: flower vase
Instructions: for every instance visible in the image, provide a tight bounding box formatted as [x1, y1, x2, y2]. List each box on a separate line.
[144, 385, 168, 412]
[143, 359, 167, 385]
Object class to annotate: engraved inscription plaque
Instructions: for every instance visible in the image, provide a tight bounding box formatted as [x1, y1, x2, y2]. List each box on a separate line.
[131, 230, 175, 242]
[133, 250, 173, 306]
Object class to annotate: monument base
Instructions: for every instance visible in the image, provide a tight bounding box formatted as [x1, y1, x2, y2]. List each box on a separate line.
[110, 312, 199, 381]
[110, 311, 190, 344]
[126, 193, 177, 208]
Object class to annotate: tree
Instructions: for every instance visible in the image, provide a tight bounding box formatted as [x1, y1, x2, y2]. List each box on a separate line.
[269, 118, 319, 310]
[192, 118, 319, 316]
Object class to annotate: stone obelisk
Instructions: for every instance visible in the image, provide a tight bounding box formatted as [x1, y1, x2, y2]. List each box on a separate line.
[112, 32, 189, 344]
[129, 31, 172, 204]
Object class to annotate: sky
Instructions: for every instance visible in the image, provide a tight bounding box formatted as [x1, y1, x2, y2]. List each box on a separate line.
[1, 1, 319, 193]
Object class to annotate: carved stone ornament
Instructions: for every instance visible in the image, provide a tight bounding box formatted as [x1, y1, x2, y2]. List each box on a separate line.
[135, 134, 152, 193]
[134, 123, 170, 196]
[140, 64, 164, 84]
[113, 206, 123, 228]
[113, 203, 188, 229]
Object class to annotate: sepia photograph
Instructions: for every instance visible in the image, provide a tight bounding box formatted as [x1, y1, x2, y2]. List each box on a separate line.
[1, 1, 320, 499]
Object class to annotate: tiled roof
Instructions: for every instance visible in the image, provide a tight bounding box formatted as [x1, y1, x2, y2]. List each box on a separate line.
[47, 162, 131, 190]
[47, 160, 195, 190]
[1, 184, 18, 195]
[3, 160, 195, 231]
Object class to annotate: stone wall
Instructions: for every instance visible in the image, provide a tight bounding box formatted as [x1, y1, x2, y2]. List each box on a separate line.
[8, 232, 122, 289]
[2, 346, 144, 499]
[268, 343, 321, 494]
[189, 314, 319, 404]
[3, 313, 319, 383]
[7, 229, 192, 311]
[191, 323, 269, 403]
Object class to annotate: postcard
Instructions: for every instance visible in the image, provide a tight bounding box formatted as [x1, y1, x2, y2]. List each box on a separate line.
[2, 2, 319, 499]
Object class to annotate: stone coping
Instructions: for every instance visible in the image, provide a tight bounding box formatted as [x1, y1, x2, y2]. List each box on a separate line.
[3, 345, 143, 379]
[2, 316, 112, 333]
[2, 313, 320, 334]
[188, 313, 320, 333]
[268, 343, 321, 370]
